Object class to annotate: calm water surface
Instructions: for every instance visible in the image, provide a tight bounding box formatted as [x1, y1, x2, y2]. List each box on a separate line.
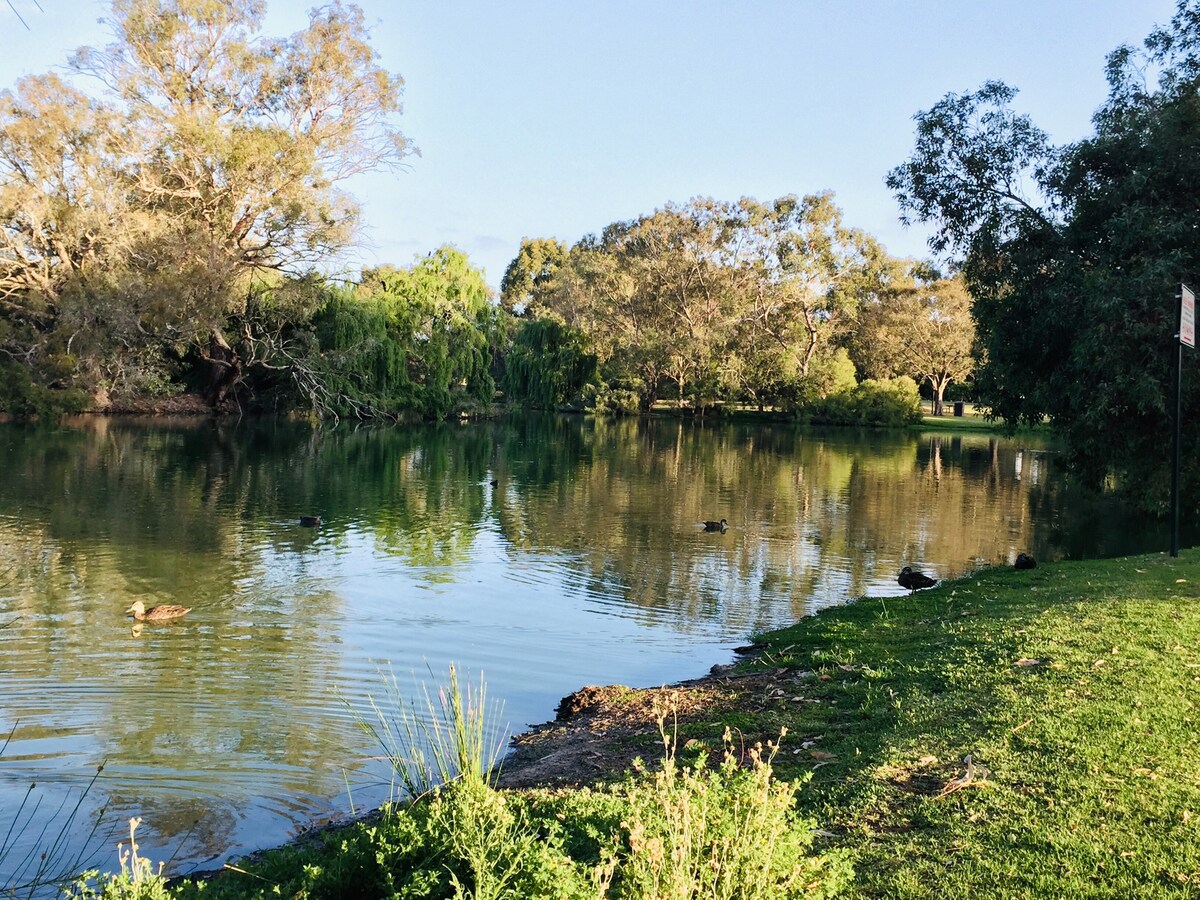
[0, 414, 1168, 886]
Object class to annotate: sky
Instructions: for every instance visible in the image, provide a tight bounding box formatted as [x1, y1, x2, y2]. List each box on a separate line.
[0, 0, 1181, 290]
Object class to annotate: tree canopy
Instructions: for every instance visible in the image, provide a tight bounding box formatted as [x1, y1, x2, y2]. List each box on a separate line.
[509, 193, 918, 417]
[0, 0, 411, 408]
[0, 0, 955, 427]
[888, 0, 1200, 509]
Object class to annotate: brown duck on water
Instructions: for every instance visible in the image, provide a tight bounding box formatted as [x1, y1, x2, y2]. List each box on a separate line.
[126, 601, 192, 622]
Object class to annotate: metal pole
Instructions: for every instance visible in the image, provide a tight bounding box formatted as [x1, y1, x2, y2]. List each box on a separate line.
[1174, 337, 1182, 557]
[1173, 284, 1183, 557]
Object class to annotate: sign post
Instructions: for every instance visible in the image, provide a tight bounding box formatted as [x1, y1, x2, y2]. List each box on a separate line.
[1172, 283, 1194, 557]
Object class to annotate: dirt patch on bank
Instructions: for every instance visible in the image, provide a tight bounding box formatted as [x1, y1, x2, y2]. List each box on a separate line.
[497, 654, 817, 789]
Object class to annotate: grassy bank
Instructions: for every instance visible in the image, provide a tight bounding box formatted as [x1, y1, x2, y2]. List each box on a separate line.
[64, 551, 1200, 898]
[741, 551, 1200, 897]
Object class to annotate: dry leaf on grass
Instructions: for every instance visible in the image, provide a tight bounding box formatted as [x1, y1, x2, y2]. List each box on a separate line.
[939, 754, 989, 797]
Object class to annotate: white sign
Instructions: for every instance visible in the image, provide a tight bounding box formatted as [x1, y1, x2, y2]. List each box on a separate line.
[1182, 283, 1195, 349]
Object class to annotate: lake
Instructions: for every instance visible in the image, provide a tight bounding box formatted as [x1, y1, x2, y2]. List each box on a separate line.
[0, 414, 1169, 888]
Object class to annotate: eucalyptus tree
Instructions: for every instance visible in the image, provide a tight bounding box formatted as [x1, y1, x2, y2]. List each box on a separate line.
[729, 193, 894, 406]
[603, 200, 743, 408]
[0, 74, 133, 402]
[529, 202, 742, 410]
[0, 0, 412, 409]
[499, 237, 569, 316]
[506, 193, 899, 412]
[888, 1, 1200, 506]
[853, 273, 975, 415]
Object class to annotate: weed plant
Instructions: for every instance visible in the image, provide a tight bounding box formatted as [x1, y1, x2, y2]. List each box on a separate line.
[592, 714, 852, 900]
[64, 818, 171, 900]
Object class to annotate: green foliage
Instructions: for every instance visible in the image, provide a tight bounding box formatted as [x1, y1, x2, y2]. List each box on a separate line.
[508, 194, 897, 414]
[849, 272, 976, 415]
[0, 359, 90, 420]
[310, 248, 501, 420]
[312, 286, 418, 417]
[584, 382, 645, 415]
[499, 238, 570, 316]
[429, 780, 595, 900]
[796, 376, 923, 427]
[503, 317, 598, 408]
[888, 3, 1200, 508]
[804, 347, 859, 401]
[594, 724, 852, 900]
[363, 248, 500, 418]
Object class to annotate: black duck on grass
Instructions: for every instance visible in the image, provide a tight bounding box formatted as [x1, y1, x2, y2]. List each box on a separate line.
[898, 566, 937, 593]
[1014, 553, 1037, 570]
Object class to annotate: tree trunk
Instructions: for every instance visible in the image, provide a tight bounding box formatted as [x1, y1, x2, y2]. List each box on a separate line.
[930, 374, 950, 416]
[205, 327, 243, 408]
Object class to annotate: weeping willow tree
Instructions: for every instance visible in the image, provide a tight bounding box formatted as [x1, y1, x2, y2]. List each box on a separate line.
[311, 247, 501, 419]
[310, 288, 413, 418]
[503, 317, 598, 408]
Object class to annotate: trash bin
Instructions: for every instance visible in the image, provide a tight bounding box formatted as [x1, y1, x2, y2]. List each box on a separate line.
[953, 401, 965, 417]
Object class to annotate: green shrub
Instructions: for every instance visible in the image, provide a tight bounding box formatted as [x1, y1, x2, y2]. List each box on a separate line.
[584, 382, 643, 415]
[0, 360, 89, 419]
[593, 723, 852, 900]
[798, 375, 922, 427]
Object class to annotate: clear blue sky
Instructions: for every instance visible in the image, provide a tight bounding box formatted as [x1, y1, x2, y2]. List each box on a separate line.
[0, 0, 1179, 290]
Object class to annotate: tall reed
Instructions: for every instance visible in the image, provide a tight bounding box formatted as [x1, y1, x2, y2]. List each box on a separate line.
[356, 664, 509, 799]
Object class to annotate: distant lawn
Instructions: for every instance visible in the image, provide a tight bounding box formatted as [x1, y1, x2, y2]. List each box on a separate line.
[918, 402, 1051, 436]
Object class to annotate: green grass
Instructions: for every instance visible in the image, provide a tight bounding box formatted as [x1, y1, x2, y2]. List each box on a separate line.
[743, 550, 1200, 898]
[916, 402, 1050, 436]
